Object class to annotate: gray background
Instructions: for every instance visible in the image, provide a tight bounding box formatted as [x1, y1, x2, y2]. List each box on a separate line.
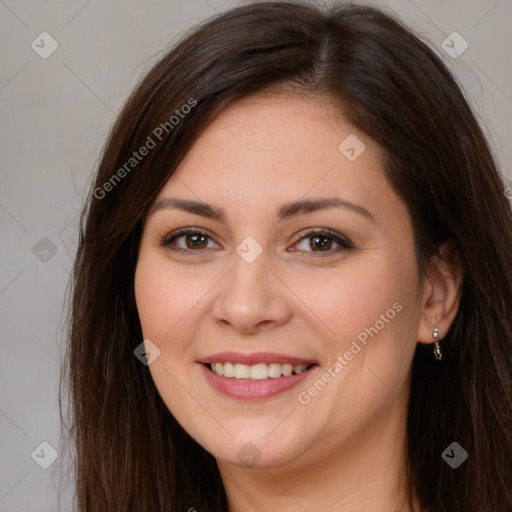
[1, 0, 510, 510]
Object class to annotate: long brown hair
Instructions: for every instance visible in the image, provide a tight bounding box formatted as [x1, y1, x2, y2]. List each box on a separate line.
[61, 2, 512, 510]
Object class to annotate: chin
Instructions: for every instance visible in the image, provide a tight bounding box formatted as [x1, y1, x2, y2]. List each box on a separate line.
[197, 424, 314, 470]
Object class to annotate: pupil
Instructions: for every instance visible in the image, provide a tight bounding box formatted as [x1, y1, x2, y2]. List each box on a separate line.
[311, 236, 331, 251]
[187, 234, 207, 249]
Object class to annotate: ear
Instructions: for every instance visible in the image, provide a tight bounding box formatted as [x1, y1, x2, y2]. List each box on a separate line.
[417, 241, 464, 345]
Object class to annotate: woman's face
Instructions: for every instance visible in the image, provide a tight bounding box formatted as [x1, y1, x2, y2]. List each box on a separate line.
[135, 92, 426, 470]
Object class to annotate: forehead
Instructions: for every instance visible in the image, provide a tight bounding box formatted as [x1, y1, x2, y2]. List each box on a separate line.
[157, 92, 392, 214]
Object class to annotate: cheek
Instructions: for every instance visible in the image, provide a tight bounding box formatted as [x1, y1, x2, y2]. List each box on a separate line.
[134, 253, 205, 425]
[134, 257, 171, 342]
[297, 246, 419, 408]
[298, 253, 416, 353]
[134, 252, 208, 344]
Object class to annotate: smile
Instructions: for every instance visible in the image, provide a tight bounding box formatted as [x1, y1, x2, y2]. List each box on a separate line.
[209, 362, 312, 379]
[198, 352, 319, 400]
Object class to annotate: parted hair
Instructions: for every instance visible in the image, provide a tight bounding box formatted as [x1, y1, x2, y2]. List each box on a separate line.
[61, 2, 512, 511]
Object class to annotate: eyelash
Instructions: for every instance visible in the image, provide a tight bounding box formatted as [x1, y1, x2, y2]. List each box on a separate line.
[160, 228, 354, 256]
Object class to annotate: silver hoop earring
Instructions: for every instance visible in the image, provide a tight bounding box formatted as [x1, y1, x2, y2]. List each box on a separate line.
[432, 326, 442, 360]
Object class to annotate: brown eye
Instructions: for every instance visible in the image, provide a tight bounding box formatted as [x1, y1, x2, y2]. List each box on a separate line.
[292, 229, 353, 255]
[309, 235, 333, 251]
[184, 233, 208, 249]
[162, 229, 220, 252]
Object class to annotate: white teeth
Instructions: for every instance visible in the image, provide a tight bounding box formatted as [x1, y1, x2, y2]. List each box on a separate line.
[234, 364, 250, 379]
[250, 364, 269, 380]
[268, 363, 282, 378]
[223, 362, 235, 378]
[209, 362, 311, 379]
[293, 364, 307, 374]
[282, 363, 293, 377]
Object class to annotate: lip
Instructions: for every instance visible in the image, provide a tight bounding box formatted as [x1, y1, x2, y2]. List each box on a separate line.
[198, 351, 318, 366]
[199, 361, 319, 401]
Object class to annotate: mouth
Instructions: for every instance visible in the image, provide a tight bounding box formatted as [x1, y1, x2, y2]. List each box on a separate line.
[207, 361, 315, 379]
[198, 353, 319, 400]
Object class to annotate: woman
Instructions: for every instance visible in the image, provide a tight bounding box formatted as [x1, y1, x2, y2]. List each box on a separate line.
[62, 2, 512, 511]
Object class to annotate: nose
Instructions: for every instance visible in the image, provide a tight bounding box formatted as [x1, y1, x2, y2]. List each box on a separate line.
[211, 251, 292, 335]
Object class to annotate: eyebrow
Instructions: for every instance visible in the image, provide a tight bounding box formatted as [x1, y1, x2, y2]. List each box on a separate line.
[150, 197, 375, 223]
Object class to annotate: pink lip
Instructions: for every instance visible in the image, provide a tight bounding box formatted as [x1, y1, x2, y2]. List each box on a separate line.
[199, 362, 318, 401]
[198, 351, 318, 366]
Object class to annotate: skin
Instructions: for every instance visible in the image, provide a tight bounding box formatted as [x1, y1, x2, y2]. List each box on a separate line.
[134, 92, 462, 512]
